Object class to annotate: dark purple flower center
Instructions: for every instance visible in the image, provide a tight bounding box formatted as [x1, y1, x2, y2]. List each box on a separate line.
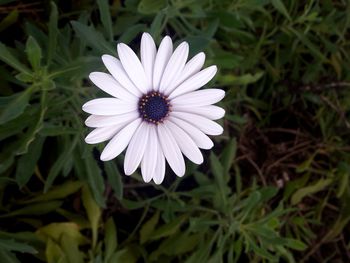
[139, 91, 171, 124]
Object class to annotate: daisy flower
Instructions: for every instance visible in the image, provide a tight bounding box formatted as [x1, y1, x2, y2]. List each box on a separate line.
[82, 32, 225, 184]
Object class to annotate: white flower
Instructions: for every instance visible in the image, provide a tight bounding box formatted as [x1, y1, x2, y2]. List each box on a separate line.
[82, 32, 225, 184]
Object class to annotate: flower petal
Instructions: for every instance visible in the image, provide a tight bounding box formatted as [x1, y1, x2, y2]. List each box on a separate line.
[157, 124, 185, 177]
[171, 112, 223, 136]
[168, 65, 217, 99]
[141, 33, 156, 91]
[153, 143, 165, 185]
[170, 52, 205, 91]
[141, 125, 158, 183]
[100, 118, 142, 161]
[165, 120, 203, 164]
[159, 41, 189, 94]
[172, 105, 225, 120]
[117, 43, 149, 93]
[171, 89, 225, 107]
[124, 122, 150, 175]
[153, 36, 173, 91]
[85, 111, 139, 128]
[82, 98, 137, 115]
[168, 116, 213, 149]
[102, 55, 142, 97]
[89, 72, 137, 102]
[85, 125, 123, 144]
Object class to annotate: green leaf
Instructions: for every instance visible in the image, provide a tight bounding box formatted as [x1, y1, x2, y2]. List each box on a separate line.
[138, 0, 167, 14]
[0, 238, 37, 254]
[0, 201, 63, 218]
[151, 215, 187, 240]
[0, 9, 18, 32]
[44, 136, 78, 192]
[25, 36, 42, 71]
[104, 161, 123, 200]
[71, 21, 117, 56]
[61, 234, 84, 263]
[0, 88, 33, 125]
[109, 246, 138, 263]
[37, 222, 88, 245]
[104, 217, 117, 263]
[45, 238, 66, 263]
[285, 238, 307, 251]
[0, 249, 20, 263]
[24, 181, 83, 203]
[84, 152, 106, 207]
[82, 185, 101, 249]
[97, 0, 113, 41]
[15, 136, 45, 188]
[271, 0, 292, 21]
[140, 212, 159, 244]
[0, 42, 31, 74]
[291, 178, 333, 205]
[221, 138, 237, 174]
[47, 2, 58, 64]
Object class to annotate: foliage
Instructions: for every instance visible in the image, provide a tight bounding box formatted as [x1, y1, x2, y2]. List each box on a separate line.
[0, 0, 349, 262]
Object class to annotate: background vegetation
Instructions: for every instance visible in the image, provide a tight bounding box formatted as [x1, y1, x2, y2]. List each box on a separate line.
[0, 0, 349, 262]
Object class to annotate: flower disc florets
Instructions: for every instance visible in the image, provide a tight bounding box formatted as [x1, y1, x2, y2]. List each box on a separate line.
[139, 91, 170, 124]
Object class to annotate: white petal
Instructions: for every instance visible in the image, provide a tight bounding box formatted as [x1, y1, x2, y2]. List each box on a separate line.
[168, 116, 213, 149]
[117, 43, 149, 93]
[171, 112, 223, 136]
[100, 118, 142, 161]
[124, 122, 150, 175]
[168, 65, 217, 99]
[172, 105, 225, 120]
[159, 41, 189, 94]
[170, 52, 205, 91]
[85, 111, 139, 128]
[85, 125, 123, 144]
[171, 89, 225, 107]
[153, 36, 173, 91]
[141, 125, 158, 183]
[141, 33, 156, 91]
[89, 72, 137, 102]
[165, 120, 203, 164]
[157, 124, 185, 177]
[102, 55, 142, 97]
[82, 98, 137, 115]
[153, 143, 165, 185]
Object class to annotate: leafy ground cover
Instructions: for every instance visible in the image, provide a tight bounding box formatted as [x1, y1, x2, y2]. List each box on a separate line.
[0, 0, 349, 262]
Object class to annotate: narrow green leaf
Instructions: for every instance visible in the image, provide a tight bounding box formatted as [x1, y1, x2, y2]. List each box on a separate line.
[104, 217, 117, 263]
[47, 2, 58, 64]
[82, 185, 101, 249]
[84, 152, 106, 207]
[221, 138, 237, 174]
[71, 21, 117, 56]
[15, 136, 45, 187]
[61, 234, 84, 263]
[285, 238, 307, 251]
[0, 88, 33, 125]
[291, 178, 332, 205]
[140, 212, 159, 244]
[138, 0, 167, 14]
[0, 42, 31, 74]
[0, 9, 18, 32]
[0, 249, 20, 263]
[105, 161, 123, 200]
[25, 36, 42, 71]
[151, 215, 187, 240]
[0, 201, 63, 218]
[24, 181, 83, 203]
[46, 238, 66, 263]
[271, 0, 292, 21]
[0, 238, 37, 254]
[44, 136, 78, 192]
[97, 0, 113, 41]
